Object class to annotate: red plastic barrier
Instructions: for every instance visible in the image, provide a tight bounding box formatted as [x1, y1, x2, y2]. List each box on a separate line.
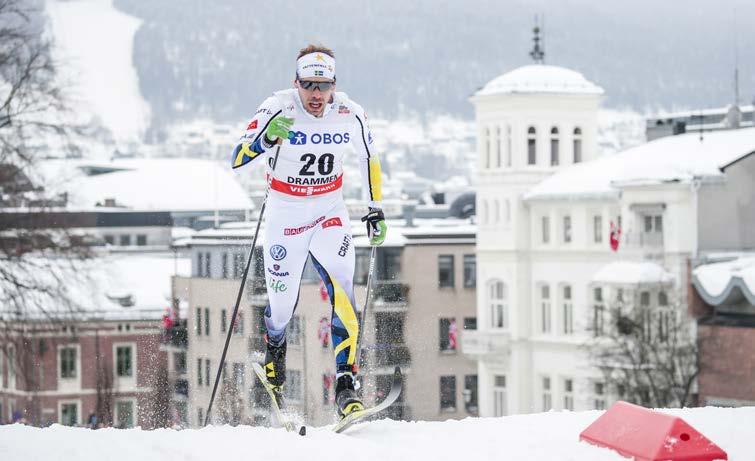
[579, 401, 727, 461]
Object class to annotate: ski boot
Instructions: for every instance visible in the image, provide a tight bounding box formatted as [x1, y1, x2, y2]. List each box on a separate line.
[264, 338, 287, 409]
[335, 372, 364, 418]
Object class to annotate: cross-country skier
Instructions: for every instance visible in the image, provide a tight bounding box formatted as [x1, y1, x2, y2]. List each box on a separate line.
[231, 44, 386, 419]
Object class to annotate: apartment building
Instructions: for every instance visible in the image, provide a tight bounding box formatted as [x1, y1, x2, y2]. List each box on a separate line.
[176, 217, 479, 427]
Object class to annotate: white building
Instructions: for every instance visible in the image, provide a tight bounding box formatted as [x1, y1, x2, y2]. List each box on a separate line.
[464, 62, 755, 416]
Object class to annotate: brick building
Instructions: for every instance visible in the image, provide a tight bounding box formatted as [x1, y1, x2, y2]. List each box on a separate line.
[0, 253, 190, 427]
[691, 255, 755, 406]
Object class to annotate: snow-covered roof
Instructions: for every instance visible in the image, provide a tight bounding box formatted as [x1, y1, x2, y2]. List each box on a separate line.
[0, 253, 191, 322]
[525, 127, 755, 201]
[693, 256, 755, 306]
[475, 65, 604, 97]
[175, 218, 475, 249]
[32, 158, 254, 213]
[592, 261, 674, 285]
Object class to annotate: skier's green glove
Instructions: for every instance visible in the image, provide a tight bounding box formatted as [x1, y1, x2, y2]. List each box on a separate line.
[264, 115, 295, 143]
[361, 208, 387, 246]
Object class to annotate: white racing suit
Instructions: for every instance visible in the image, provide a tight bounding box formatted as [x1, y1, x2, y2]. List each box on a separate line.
[232, 88, 382, 375]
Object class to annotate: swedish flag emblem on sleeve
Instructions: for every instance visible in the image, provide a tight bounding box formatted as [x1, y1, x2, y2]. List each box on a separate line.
[232, 142, 260, 169]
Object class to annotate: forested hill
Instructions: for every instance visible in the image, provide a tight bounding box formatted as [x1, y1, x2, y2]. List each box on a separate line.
[112, 0, 754, 128]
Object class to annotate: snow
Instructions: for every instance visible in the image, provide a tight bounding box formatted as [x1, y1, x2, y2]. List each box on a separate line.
[32, 158, 254, 212]
[525, 127, 755, 201]
[2, 406, 752, 460]
[693, 256, 755, 305]
[476, 65, 604, 97]
[46, 0, 151, 144]
[592, 261, 675, 285]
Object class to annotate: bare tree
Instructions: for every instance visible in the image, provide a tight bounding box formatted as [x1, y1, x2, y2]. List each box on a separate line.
[585, 288, 699, 408]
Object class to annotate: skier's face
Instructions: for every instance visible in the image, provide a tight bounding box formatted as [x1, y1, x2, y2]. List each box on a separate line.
[295, 77, 336, 117]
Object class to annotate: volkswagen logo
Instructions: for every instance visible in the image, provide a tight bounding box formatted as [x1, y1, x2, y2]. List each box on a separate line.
[270, 245, 287, 261]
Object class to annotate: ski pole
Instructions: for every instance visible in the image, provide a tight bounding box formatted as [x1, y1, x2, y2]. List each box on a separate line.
[204, 142, 282, 426]
[354, 244, 377, 376]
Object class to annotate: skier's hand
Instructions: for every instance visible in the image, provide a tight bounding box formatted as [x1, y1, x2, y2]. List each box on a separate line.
[265, 115, 295, 143]
[361, 208, 386, 246]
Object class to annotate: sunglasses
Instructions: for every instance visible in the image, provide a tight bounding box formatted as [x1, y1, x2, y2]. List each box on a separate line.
[299, 80, 335, 91]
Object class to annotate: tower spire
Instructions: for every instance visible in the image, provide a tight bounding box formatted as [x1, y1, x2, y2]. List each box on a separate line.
[529, 14, 545, 64]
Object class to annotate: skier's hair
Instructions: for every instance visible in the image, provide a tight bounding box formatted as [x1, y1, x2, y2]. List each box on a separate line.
[297, 44, 335, 60]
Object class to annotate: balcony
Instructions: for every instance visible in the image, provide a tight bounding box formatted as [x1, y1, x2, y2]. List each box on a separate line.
[372, 344, 411, 368]
[246, 278, 268, 305]
[461, 329, 511, 358]
[624, 231, 664, 249]
[372, 282, 410, 311]
[161, 324, 188, 349]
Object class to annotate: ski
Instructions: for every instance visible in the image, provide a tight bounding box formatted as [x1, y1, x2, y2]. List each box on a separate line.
[251, 362, 304, 434]
[333, 366, 403, 434]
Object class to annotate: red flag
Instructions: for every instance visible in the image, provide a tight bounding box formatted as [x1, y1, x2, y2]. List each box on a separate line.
[610, 221, 621, 252]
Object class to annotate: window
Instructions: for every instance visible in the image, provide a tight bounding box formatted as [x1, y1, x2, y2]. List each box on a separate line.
[542, 216, 550, 244]
[197, 358, 203, 386]
[440, 376, 456, 411]
[540, 285, 551, 333]
[562, 285, 574, 335]
[659, 291, 669, 306]
[593, 287, 605, 336]
[644, 215, 663, 233]
[506, 125, 513, 167]
[104, 235, 114, 245]
[120, 234, 131, 246]
[550, 127, 559, 166]
[542, 377, 552, 410]
[438, 255, 455, 288]
[463, 254, 476, 288]
[464, 375, 478, 414]
[198, 408, 204, 426]
[593, 215, 603, 243]
[439, 318, 458, 352]
[60, 347, 77, 379]
[563, 216, 572, 243]
[61, 402, 78, 426]
[481, 200, 488, 225]
[233, 253, 244, 279]
[640, 291, 650, 307]
[174, 352, 187, 374]
[7, 345, 14, 386]
[286, 370, 302, 402]
[221, 253, 228, 279]
[573, 127, 583, 163]
[233, 363, 245, 389]
[204, 252, 211, 278]
[594, 382, 606, 410]
[196, 307, 202, 335]
[563, 378, 574, 410]
[493, 375, 507, 416]
[205, 359, 211, 387]
[0, 352, 3, 389]
[489, 280, 507, 329]
[115, 401, 135, 428]
[377, 248, 402, 281]
[288, 316, 301, 345]
[505, 200, 511, 223]
[463, 317, 477, 330]
[116, 346, 133, 377]
[205, 307, 210, 336]
[658, 309, 673, 343]
[197, 253, 204, 277]
[233, 311, 244, 336]
[484, 127, 490, 169]
[527, 126, 537, 165]
[136, 234, 147, 246]
[493, 199, 500, 223]
[495, 126, 502, 168]
[221, 309, 227, 333]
